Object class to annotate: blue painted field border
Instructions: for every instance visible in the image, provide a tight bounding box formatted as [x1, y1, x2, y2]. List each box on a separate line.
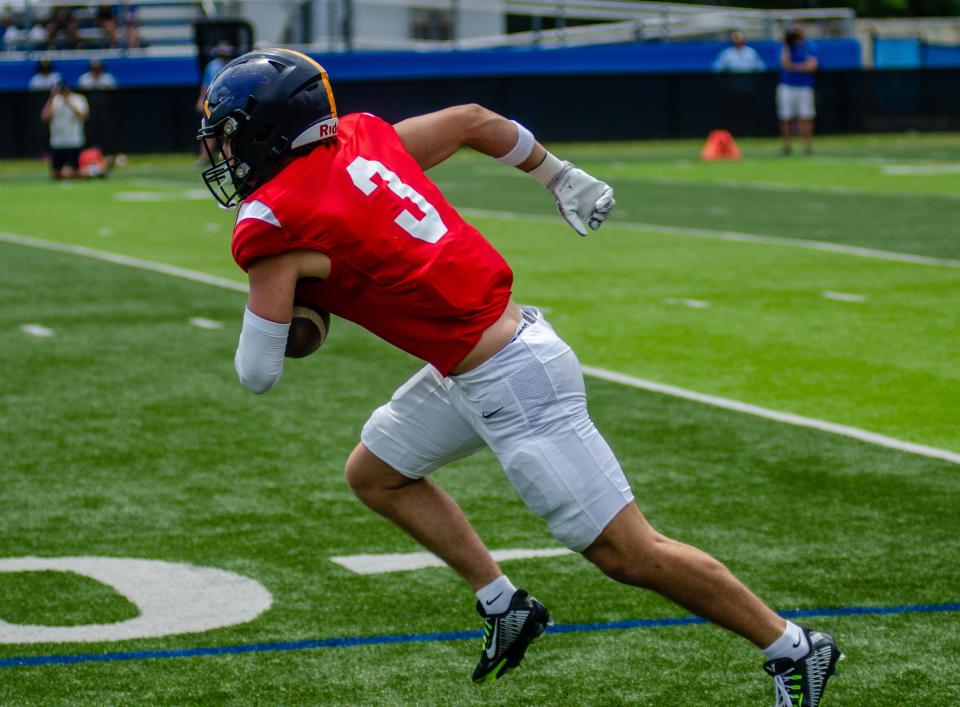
[2, 601, 957, 670]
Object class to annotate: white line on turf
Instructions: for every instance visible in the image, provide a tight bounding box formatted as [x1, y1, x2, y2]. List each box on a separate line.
[631, 174, 960, 200]
[882, 164, 960, 176]
[331, 548, 572, 574]
[92, 176, 960, 268]
[20, 324, 55, 338]
[581, 365, 960, 465]
[113, 190, 209, 202]
[0, 232, 247, 293]
[0, 556, 271, 643]
[822, 291, 867, 303]
[664, 297, 711, 309]
[189, 317, 224, 329]
[2, 230, 957, 466]
[470, 164, 960, 200]
[458, 208, 960, 269]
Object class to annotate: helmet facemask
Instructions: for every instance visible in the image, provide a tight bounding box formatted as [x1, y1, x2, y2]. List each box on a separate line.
[199, 115, 256, 209]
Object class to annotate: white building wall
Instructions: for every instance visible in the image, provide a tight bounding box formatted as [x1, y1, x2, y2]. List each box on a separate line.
[238, 0, 299, 45]
[457, 6, 505, 40]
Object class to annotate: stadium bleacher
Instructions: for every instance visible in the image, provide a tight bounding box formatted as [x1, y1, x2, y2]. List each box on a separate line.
[1, 0, 958, 156]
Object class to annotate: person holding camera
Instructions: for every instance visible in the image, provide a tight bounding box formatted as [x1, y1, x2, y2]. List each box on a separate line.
[778, 23, 818, 155]
[41, 82, 89, 179]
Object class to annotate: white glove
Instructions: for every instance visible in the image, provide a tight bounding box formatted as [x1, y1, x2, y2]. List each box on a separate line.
[548, 162, 616, 236]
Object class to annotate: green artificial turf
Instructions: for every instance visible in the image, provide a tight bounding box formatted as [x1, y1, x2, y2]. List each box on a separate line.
[0, 235, 958, 704]
[1, 134, 958, 704]
[0, 572, 139, 627]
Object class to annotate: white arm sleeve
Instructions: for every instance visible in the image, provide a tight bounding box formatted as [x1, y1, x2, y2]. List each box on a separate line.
[234, 307, 290, 394]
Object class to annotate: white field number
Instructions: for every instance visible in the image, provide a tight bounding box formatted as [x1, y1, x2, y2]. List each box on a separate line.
[0, 556, 271, 644]
[346, 156, 448, 243]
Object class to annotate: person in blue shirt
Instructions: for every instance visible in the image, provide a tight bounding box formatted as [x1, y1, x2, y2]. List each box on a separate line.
[195, 41, 234, 165]
[713, 31, 766, 73]
[777, 23, 818, 155]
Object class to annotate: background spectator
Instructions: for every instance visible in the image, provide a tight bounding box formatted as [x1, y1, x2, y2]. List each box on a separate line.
[78, 58, 117, 89]
[122, 3, 140, 48]
[713, 31, 766, 73]
[195, 41, 233, 165]
[95, 3, 119, 47]
[778, 23, 818, 155]
[44, 5, 80, 50]
[41, 81, 89, 179]
[28, 59, 62, 91]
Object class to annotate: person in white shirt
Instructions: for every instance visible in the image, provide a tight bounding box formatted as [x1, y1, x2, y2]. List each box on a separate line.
[77, 59, 117, 90]
[28, 58, 62, 90]
[712, 31, 766, 73]
[40, 82, 89, 179]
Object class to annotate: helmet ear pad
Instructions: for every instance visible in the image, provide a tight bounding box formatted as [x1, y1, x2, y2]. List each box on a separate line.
[230, 81, 336, 194]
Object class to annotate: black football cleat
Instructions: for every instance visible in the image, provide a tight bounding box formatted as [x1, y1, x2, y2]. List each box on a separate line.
[763, 627, 844, 707]
[472, 589, 551, 683]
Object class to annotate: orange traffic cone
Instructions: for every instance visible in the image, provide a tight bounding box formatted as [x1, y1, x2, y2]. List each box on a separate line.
[701, 130, 741, 160]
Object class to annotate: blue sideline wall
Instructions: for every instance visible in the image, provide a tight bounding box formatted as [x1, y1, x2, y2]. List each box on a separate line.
[4, 67, 960, 160]
[4, 40, 960, 158]
[0, 39, 863, 90]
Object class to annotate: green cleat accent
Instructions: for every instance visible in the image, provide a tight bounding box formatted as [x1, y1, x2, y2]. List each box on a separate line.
[480, 659, 508, 683]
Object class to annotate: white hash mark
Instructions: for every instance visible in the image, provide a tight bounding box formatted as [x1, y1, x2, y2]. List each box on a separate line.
[822, 291, 867, 303]
[665, 297, 711, 309]
[189, 317, 224, 330]
[21, 324, 55, 337]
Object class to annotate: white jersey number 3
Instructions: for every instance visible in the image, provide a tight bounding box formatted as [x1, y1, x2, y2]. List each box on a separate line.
[346, 156, 448, 243]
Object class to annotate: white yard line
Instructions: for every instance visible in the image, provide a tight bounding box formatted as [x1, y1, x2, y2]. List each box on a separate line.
[581, 366, 960, 466]
[470, 164, 960, 201]
[458, 208, 960, 269]
[331, 547, 572, 574]
[116, 177, 960, 269]
[2, 230, 957, 466]
[0, 232, 247, 293]
[633, 174, 960, 200]
[113, 190, 210, 202]
[882, 164, 960, 176]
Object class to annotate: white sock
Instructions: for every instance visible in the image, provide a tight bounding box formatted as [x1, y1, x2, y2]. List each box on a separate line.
[476, 575, 516, 615]
[763, 621, 810, 662]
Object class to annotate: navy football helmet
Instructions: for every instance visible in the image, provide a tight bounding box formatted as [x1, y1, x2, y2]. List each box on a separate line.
[197, 48, 338, 208]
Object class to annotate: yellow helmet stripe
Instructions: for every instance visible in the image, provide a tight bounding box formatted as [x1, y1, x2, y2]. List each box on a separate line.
[273, 48, 337, 118]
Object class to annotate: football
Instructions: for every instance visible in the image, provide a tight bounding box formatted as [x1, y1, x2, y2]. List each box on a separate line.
[284, 303, 330, 358]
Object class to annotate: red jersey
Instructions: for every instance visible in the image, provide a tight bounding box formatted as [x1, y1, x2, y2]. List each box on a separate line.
[231, 113, 513, 375]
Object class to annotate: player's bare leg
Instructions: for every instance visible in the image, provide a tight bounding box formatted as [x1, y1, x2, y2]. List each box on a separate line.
[345, 442, 501, 589]
[345, 442, 551, 682]
[582, 502, 784, 648]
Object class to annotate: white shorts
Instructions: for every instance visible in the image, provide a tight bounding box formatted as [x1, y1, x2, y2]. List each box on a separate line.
[360, 308, 634, 552]
[777, 84, 816, 120]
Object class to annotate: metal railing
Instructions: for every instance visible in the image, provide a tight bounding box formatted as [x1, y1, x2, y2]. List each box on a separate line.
[2, 0, 859, 58]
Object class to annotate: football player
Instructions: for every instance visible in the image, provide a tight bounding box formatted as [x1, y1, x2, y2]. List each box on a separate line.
[199, 49, 842, 703]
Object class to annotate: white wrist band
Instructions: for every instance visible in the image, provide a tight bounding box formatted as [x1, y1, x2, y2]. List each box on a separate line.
[495, 120, 535, 166]
[529, 152, 564, 187]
